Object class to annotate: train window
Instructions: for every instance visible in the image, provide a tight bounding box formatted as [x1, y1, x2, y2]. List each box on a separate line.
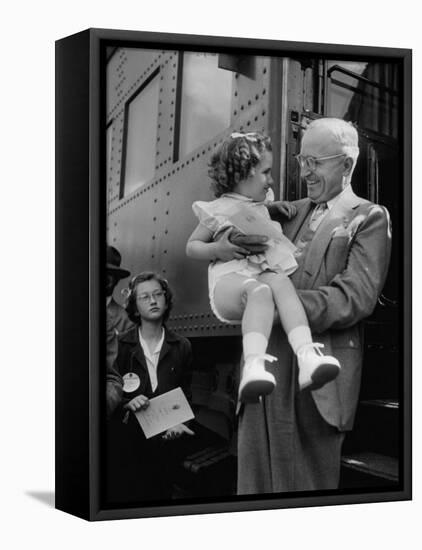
[121, 71, 160, 198]
[326, 61, 398, 138]
[176, 52, 232, 160]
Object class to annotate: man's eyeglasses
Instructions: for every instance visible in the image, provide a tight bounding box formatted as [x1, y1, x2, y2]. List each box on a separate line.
[136, 290, 165, 303]
[295, 153, 346, 171]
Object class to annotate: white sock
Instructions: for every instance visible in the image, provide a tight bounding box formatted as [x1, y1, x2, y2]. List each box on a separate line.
[288, 325, 312, 355]
[243, 332, 268, 360]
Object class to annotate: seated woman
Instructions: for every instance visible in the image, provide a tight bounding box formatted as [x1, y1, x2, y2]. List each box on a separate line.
[106, 272, 194, 505]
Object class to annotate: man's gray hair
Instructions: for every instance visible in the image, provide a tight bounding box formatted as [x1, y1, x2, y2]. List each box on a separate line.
[307, 117, 360, 177]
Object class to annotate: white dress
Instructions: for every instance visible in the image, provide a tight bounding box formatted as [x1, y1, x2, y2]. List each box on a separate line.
[192, 193, 298, 324]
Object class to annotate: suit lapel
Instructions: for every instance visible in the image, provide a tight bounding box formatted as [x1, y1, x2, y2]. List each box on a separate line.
[132, 343, 148, 372]
[107, 299, 118, 322]
[301, 190, 363, 288]
[283, 199, 313, 242]
[157, 328, 178, 365]
[158, 340, 171, 364]
[122, 327, 148, 372]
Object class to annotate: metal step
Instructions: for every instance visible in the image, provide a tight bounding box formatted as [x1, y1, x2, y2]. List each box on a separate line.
[360, 398, 398, 409]
[340, 451, 399, 488]
[342, 398, 399, 458]
[360, 321, 399, 400]
[171, 422, 236, 497]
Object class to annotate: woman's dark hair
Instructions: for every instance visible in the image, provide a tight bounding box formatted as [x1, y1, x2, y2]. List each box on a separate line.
[208, 132, 272, 197]
[125, 271, 173, 325]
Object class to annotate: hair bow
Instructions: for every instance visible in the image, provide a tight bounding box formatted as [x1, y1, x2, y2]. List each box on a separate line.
[230, 131, 258, 142]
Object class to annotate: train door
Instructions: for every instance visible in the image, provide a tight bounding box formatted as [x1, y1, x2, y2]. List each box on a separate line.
[285, 59, 400, 487]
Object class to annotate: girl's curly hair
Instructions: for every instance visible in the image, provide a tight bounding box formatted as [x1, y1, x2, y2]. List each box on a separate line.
[208, 132, 272, 197]
[125, 271, 173, 325]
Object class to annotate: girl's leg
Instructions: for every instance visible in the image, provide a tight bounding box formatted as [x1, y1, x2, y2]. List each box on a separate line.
[258, 270, 310, 348]
[258, 271, 340, 391]
[213, 273, 277, 401]
[213, 273, 273, 332]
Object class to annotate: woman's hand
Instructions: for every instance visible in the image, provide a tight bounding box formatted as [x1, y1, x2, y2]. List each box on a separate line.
[162, 423, 195, 441]
[124, 394, 150, 412]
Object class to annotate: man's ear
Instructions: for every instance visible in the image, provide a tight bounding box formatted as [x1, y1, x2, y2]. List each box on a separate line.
[343, 157, 354, 177]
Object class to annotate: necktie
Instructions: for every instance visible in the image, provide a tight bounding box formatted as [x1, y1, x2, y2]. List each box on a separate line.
[294, 202, 328, 258]
[308, 202, 328, 231]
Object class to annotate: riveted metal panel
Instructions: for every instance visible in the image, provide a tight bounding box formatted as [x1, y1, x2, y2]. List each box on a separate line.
[155, 51, 179, 177]
[285, 59, 318, 201]
[107, 48, 163, 123]
[232, 56, 271, 124]
[107, 47, 273, 338]
[106, 112, 124, 215]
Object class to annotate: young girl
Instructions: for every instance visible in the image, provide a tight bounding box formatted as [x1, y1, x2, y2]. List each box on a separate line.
[186, 132, 341, 403]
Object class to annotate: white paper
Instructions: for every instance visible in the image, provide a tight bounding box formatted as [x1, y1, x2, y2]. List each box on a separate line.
[134, 387, 194, 439]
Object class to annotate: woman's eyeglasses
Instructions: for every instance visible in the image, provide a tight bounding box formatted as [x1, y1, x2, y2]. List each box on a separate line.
[136, 290, 165, 303]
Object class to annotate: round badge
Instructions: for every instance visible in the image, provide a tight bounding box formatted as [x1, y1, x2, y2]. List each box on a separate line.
[122, 372, 140, 393]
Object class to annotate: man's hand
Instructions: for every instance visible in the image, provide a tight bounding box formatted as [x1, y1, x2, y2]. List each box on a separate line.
[124, 394, 150, 412]
[229, 229, 269, 255]
[162, 423, 195, 441]
[267, 201, 297, 219]
[214, 227, 257, 261]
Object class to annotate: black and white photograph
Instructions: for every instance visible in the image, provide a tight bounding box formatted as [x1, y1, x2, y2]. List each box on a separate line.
[5, 0, 420, 546]
[100, 39, 409, 513]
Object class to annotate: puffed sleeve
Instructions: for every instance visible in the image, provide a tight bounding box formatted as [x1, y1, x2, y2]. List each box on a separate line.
[192, 200, 224, 235]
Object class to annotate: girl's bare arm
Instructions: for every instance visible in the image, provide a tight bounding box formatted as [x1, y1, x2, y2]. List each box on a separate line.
[186, 224, 251, 261]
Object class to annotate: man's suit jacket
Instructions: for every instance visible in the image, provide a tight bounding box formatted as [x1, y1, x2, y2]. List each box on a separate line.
[106, 299, 134, 399]
[107, 298, 134, 336]
[282, 187, 392, 430]
[106, 318, 122, 417]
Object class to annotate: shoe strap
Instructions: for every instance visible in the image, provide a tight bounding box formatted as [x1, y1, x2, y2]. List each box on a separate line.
[260, 353, 277, 363]
[298, 343, 325, 356]
[245, 353, 277, 364]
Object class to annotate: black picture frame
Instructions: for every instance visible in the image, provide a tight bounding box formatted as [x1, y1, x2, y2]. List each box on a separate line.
[55, 28, 412, 521]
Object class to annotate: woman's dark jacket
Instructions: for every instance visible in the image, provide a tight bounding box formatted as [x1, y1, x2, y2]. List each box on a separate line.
[106, 325, 193, 505]
[115, 325, 193, 402]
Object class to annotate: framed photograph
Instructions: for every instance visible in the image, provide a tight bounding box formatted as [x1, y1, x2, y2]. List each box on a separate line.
[55, 28, 412, 521]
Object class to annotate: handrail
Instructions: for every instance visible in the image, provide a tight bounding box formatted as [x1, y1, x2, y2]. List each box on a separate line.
[327, 64, 398, 96]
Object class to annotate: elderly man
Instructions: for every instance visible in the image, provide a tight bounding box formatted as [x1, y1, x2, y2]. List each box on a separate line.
[233, 118, 392, 493]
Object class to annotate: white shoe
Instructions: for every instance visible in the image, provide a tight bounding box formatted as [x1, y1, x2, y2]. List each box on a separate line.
[238, 354, 277, 403]
[297, 343, 340, 391]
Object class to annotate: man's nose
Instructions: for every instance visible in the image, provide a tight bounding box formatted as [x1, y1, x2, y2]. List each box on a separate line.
[300, 164, 312, 178]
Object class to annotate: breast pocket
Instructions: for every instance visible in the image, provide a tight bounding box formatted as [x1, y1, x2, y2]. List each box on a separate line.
[325, 236, 350, 282]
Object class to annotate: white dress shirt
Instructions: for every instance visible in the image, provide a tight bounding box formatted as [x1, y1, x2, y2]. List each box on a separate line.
[310, 184, 353, 231]
[138, 328, 165, 392]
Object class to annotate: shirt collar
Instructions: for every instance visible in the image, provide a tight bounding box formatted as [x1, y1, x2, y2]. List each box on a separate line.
[138, 327, 165, 357]
[326, 183, 353, 210]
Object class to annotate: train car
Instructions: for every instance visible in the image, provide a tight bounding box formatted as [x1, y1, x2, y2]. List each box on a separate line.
[106, 46, 400, 497]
